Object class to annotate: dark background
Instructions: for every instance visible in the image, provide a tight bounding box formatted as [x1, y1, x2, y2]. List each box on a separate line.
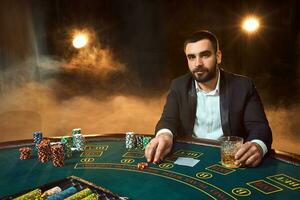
[2, 0, 298, 103]
[40, 0, 300, 104]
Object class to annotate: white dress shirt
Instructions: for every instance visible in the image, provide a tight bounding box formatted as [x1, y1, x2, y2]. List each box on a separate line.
[193, 70, 223, 139]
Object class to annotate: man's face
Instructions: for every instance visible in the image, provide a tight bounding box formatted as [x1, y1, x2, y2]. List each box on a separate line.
[185, 39, 221, 83]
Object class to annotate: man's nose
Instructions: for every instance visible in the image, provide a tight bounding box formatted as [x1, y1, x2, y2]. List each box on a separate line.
[196, 56, 203, 66]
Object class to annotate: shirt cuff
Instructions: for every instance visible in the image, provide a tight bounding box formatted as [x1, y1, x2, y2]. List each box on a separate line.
[156, 129, 173, 138]
[251, 139, 268, 156]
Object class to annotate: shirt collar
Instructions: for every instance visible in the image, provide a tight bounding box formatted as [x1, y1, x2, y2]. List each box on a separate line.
[195, 68, 220, 95]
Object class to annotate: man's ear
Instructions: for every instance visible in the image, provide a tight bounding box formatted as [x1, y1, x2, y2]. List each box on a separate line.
[217, 50, 222, 64]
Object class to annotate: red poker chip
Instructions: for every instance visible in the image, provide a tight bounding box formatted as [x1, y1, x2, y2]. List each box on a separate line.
[19, 147, 32, 160]
[137, 162, 149, 170]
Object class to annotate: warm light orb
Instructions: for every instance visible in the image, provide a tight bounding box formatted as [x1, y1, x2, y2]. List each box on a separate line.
[242, 17, 260, 33]
[72, 34, 88, 48]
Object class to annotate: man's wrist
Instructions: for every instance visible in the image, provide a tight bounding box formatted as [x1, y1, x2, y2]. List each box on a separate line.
[156, 129, 173, 138]
[251, 139, 268, 156]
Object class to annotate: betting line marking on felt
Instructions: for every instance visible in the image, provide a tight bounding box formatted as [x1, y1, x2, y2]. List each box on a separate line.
[205, 164, 236, 175]
[266, 173, 300, 190]
[246, 180, 283, 194]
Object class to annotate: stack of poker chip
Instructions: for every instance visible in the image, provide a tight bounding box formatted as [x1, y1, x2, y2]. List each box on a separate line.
[65, 188, 92, 200]
[50, 143, 64, 167]
[33, 131, 43, 149]
[19, 147, 32, 160]
[136, 135, 144, 149]
[82, 193, 99, 200]
[142, 136, 152, 149]
[37, 139, 51, 163]
[41, 186, 62, 199]
[14, 188, 41, 200]
[72, 128, 81, 147]
[125, 131, 136, 149]
[61, 136, 73, 158]
[73, 133, 85, 151]
[46, 186, 77, 200]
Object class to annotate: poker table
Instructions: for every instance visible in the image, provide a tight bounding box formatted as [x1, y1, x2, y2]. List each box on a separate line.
[0, 134, 299, 200]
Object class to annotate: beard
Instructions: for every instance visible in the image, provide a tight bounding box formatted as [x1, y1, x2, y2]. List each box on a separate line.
[191, 64, 218, 83]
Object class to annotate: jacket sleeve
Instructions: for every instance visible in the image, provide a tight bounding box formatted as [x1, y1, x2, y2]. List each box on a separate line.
[155, 81, 180, 136]
[243, 80, 273, 151]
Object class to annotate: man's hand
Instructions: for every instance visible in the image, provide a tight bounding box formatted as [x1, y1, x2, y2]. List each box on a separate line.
[144, 133, 173, 163]
[235, 141, 264, 167]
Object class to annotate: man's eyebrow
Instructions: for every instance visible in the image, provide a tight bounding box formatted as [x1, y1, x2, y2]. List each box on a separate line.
[199, 50, 211, 55]
[186, 50, 212, 57]
[186, 53, 195, 57]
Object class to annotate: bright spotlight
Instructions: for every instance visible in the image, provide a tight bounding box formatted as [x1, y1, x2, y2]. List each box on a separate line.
[242, 17, 260, 33]
[72, 34, 88, 49]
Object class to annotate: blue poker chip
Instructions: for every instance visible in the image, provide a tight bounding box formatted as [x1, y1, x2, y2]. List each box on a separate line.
[33, 131, 43, 148]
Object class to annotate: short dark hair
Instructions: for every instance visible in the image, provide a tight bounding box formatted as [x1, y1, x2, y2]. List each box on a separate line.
[183, 30, 219, 53]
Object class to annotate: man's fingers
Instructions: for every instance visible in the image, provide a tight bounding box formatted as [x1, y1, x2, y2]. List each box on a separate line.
[144, 133, 173, 163]
[153, 142, 167, 163]
[153, 142, 172, 163]
[145, 139, 158, 162]
[249, 157, 261, 167]
[161, 146, 172, 160]
[145, 145, 156, 162]
[144, 145, 152, 162]
[236, 149, 252, 165]
[235, 142, 263, 167]
[245, 153, 260, 167]
[235, 142, 251, 160]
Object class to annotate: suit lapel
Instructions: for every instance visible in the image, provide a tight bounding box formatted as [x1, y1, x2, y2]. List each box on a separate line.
[219, 69, 232, 136]
[188, 77, 197, 133]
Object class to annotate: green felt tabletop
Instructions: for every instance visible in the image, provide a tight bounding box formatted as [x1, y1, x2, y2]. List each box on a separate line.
[0, 138, 299, 199]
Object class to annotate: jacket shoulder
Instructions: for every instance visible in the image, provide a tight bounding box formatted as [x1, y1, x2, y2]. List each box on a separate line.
[171, 73, 193, 89]
[222, 70, 253, 86]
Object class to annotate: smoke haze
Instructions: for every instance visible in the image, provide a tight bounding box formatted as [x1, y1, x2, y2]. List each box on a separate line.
[0, 79, 300, 155]
[0, 82, 165, 141]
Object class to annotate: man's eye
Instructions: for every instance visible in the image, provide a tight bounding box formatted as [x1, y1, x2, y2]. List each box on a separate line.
[187, 55, 195, 60]
[201, 54, 210, 58]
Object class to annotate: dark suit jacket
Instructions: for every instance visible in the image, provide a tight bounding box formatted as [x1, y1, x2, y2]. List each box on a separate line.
[155, 68, 272, 151]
